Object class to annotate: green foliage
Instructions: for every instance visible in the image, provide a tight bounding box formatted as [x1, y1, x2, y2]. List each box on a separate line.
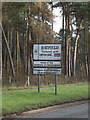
[2, 2, 28, 32]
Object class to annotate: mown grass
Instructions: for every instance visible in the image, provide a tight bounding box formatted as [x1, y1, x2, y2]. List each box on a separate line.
[1, 82, 88, 91]
[2, 85, 88, 115]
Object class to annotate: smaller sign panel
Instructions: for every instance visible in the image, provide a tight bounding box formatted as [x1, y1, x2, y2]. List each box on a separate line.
[33, 61, 61, 67]
[33, 68, 61, 75]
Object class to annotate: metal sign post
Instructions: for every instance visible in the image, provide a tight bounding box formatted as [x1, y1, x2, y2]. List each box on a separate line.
[38, 74, 40, 93]
[55, 75, 57, 95]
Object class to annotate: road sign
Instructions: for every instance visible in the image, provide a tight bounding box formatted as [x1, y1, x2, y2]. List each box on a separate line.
[33, 68, 61, 75]
[33, 44, 61, 60]
[33, 44, 61, 75]
[33, 61, 61, 67]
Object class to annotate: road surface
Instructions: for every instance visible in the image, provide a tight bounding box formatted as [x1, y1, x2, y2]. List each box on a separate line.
[26, 103, 88, 118]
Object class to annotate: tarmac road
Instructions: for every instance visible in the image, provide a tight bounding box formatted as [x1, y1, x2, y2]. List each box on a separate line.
[26, 103, 88, 118]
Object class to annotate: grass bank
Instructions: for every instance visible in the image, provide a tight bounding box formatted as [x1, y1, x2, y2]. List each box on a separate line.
[2, 82, 88, 91]
[2, 85, 88, 115]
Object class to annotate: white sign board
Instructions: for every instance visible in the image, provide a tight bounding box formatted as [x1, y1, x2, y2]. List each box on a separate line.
[33, 44, 61, 75]
[33, 68, 61, 75]
[33, 44, 61, 60]
[33, 61, 61, 67]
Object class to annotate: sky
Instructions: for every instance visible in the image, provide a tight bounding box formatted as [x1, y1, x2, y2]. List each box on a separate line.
[53, 7, 62, 33]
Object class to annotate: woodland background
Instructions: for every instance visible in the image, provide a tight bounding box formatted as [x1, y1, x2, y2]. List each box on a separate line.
[1, 2, 90, 87]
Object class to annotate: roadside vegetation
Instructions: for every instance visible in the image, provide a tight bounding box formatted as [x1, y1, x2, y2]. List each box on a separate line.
[2, 85, 88, 115]
[1, 82, 88, 91]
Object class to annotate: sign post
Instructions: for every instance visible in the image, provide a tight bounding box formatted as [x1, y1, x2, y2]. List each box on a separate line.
[38, 74, 40, 93]
[55, 75, 57, 95]
[33, 44, 61, 94]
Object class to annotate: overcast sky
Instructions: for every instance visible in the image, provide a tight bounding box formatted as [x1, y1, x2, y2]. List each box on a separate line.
[53, 7, 62, 33]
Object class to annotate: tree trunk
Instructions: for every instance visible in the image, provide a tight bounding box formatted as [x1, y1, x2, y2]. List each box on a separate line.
[68, 45, 71, 76]
[0, 5, 2, 82]
[73, 19, 83, 76]
[87, 19, 90, 82]
[26, 4, 32, 86]
[7, 26, 10, 75]
[65, 7, 69, 77]
[0, 25, 15, 78]
[0, 3, 2, 116]
[64, 12, 67, 76]
[67, 11, 71, 77]
[10, 29, 13, 51]
[62, 6, 65, 75]
[26, 28, 30, 76]
[51, 2, 54, 43]
[7, 25, 12, 83]
[85, 56, 88, 76]
[88, 33, 90, 82]
[13, 31, 17, 69]
[84, 22, 89, 76]
[16, 29, 19, 73]
[22, 33, 26, 72]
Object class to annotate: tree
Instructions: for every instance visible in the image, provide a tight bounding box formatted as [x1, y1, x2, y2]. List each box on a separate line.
[0, 24, 15, 78]
[53, 2, 89, 77]
[0, 2, 2, 82]
[2, 2, 54, 86]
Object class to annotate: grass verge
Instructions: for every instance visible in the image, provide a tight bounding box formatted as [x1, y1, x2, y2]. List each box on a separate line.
[1, 82, 88, 91]
[2, 85, 88, 115]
